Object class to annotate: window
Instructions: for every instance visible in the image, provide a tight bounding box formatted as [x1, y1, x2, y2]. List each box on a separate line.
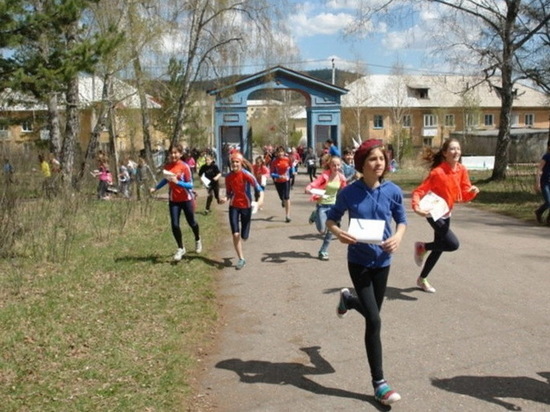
[484, 114, 494, 127]
[525, 113, 534, 126]
[444, 114, 455, 127]
[403, 114, 411, 128]
[423, 137, 433, 146]
[21, 120, 33, 132]
[408, 87, 430, 99]
[423, 114, 437, 127]
[373, 115, 384, 129]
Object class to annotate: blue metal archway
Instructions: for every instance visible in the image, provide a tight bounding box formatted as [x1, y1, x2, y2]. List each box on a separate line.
[207, 66, 348, 168]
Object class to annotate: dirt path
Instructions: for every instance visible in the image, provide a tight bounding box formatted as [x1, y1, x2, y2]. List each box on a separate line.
[189, 172, 550, 411]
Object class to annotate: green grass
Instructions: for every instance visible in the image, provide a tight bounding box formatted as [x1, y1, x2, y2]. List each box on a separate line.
[1, 164, 546, 411]
[0, 182, 222, 411]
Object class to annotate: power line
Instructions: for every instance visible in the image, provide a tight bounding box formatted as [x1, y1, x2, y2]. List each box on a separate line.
[141, 57, 480, 78]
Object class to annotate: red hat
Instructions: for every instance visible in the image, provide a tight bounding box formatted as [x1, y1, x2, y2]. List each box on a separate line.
[353, 139, 384, 171]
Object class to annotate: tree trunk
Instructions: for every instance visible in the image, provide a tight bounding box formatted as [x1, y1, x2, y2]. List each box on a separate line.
[172, 86, 189, 146]
[47, 93, 62, 156]
[491, 106, 512, 181]
[75, 73, 113, 185]
[108, 104, 119, 184]
[491, 36, 515, 180]
[133, 55, 154, 164]
[60, 75, 79, 189]
[127, 2, 154, 164]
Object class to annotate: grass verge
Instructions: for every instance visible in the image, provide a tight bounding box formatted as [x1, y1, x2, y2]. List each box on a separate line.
[1, 164, 546, 411]
[0, 186, 222, 411]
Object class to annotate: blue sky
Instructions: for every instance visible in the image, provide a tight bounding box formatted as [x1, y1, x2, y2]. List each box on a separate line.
[284, 1, 444, 75]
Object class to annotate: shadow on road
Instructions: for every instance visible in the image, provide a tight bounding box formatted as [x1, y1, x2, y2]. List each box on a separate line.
[216, 346, 390, 410]
[261, 250, 314, 263]
[289, 233, 323, 241]
[431, 372, 550, 411]
[385, 286, 420, 301]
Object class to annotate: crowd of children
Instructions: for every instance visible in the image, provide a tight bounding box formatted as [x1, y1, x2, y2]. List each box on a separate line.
[10, 138, 491, 406]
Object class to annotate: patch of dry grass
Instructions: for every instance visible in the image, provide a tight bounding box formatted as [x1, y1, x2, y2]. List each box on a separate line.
[0, 181, 221, 411]
[1, 162, 546, 410]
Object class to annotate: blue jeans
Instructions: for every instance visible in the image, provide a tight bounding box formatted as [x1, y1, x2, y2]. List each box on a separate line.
[315, 204, 333, 254]
[536, 182, 550, 213]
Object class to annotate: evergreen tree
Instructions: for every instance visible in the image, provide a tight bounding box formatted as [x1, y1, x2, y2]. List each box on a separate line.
[0, 0, 121, 186]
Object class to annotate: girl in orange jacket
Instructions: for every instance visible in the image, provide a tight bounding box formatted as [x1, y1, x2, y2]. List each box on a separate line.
[411, 139, 479, 293]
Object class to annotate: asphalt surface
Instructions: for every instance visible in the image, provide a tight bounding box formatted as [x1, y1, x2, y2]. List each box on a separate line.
[190, 172, 550, 411]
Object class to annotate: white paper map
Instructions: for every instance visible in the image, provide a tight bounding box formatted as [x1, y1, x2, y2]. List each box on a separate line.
[419, 191, 450, 221]
[347, 218, 385, 244]
[310, 188, 326, 196]
[200, 175, 211, 187]
[251, 201, 259, 214]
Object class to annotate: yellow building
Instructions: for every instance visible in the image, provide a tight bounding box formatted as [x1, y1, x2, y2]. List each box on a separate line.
[0, 74, 162, 155]
[340, 74, 549, 150]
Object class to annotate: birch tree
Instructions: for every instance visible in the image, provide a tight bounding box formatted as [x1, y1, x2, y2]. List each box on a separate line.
[82, 0, 133, 182]
[524, 19, 550, 94]
[123, 0, 164, 163]
[347, 0, 550, 180]
[383, 63, 411, 162]
[154, 0, 295, 147]
[343, 62, 371, 145]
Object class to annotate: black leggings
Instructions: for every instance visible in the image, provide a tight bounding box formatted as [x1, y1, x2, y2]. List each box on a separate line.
[169, 201, 200, 248]
[347, 262, 390, 384]
[274, 180, 290, 201]
[307, 165, 317, 182]
[206, 182, 220, 210]
[420, 217, 459, 279]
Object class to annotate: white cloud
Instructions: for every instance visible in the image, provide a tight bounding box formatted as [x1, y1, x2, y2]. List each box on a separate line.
[379, 4, 445, 52]
[326, 0, 397, 10]
[381, 24, 434, 51]
[284, 0, 465, 74]
[289, 1, 355, 37]
[326, 0, 363, 9]
[290, 12, 355, 37]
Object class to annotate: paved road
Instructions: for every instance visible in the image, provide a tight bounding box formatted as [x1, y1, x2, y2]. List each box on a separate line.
[191, 172, 550, 411]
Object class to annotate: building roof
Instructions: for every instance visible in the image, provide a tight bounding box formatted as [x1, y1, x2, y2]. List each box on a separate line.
[342, 74, 548, 109]
[208, 65, 348, 97]
[79, 74, 161, 109]
[0, 74, 161, 111]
